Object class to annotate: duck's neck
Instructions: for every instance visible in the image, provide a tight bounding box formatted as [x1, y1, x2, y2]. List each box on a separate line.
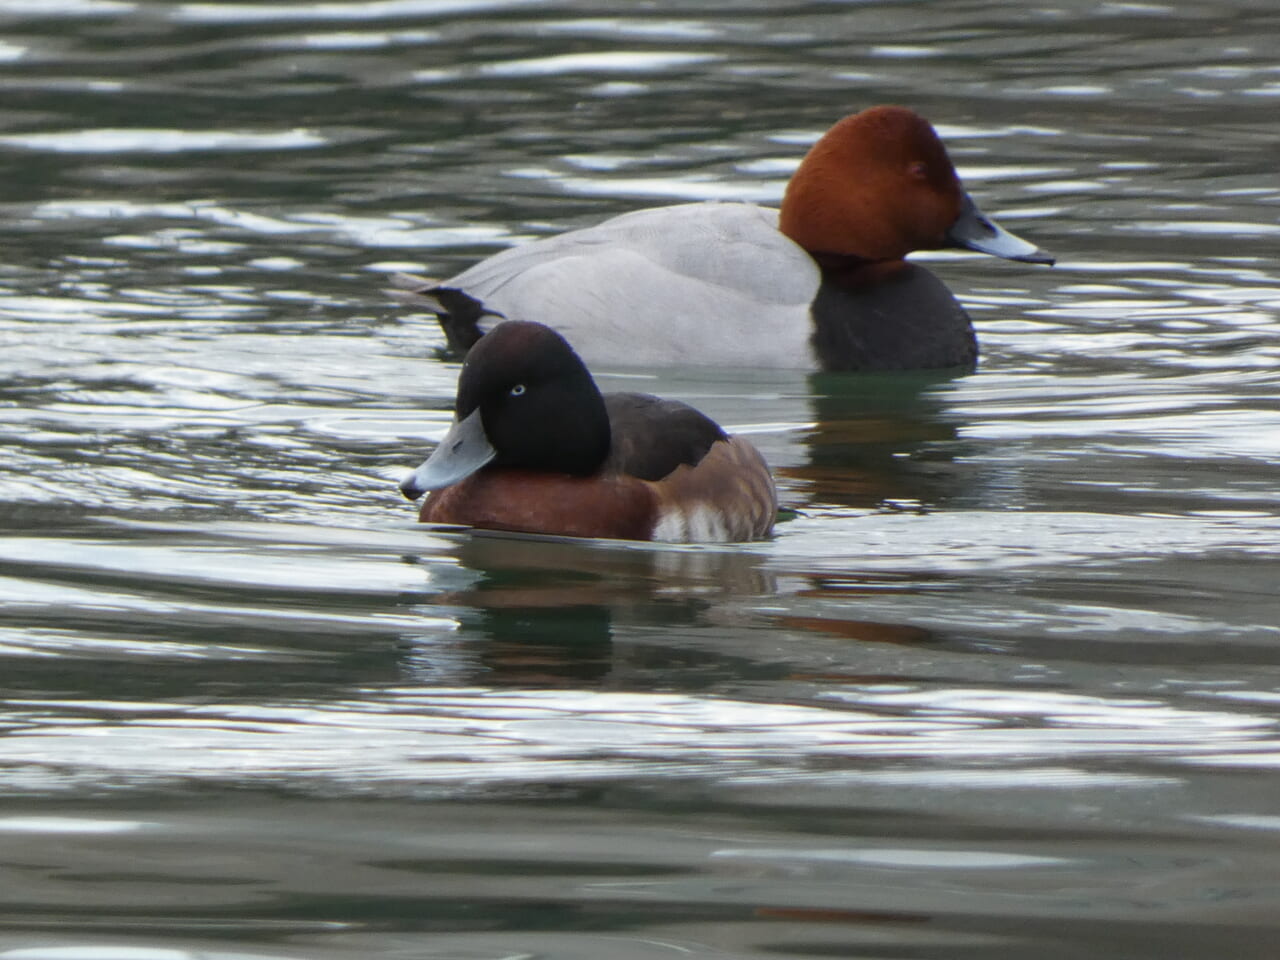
[807, 251, 913, 290]
[555, 391, 613, 476]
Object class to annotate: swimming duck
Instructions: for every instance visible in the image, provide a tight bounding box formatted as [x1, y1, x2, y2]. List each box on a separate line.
[390, 105, 1053, 372]
[400, 320, 777, 542]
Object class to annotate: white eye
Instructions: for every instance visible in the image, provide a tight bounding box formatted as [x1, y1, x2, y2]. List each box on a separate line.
[509, 383, 526, 397]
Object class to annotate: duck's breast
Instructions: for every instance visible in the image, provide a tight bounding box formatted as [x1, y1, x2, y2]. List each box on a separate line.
[419, 470, 658, 541]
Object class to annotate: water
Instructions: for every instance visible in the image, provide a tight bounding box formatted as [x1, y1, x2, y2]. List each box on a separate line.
[1, 1, 1279, 957]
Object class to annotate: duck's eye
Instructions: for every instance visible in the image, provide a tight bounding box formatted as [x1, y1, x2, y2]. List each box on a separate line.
[509, 383, 526, 397]
[908, 161, 928, 180]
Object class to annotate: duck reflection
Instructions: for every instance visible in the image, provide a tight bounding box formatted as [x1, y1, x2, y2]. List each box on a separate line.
[400, 533, 783, 688]
[790, 368, 970, 511]
[399, 532, 945, 692]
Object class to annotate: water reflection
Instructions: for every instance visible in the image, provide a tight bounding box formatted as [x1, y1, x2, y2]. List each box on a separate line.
[797, 369, 970, 510]
[402, 533, 782, 688]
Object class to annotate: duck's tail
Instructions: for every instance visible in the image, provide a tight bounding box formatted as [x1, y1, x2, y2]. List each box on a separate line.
[384, 273, 492, 353]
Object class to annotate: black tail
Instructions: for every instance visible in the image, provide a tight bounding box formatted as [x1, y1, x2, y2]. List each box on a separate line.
[386, 273, 492, 354]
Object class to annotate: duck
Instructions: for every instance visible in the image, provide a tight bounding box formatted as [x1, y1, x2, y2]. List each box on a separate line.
[389, 105, 1053, 372]
[399, 320, 777, 542]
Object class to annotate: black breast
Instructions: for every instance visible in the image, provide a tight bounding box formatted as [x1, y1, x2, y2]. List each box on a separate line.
[810, 262, 978, 372]
[602, 393, 727, 482]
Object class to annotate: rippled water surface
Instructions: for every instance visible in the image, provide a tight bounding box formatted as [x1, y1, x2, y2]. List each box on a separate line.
[1, 2, 1279, 958]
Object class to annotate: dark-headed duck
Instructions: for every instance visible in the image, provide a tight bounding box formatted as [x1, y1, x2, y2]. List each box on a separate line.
[400, 321, 777, 542]
[390, 105, 1053, 372]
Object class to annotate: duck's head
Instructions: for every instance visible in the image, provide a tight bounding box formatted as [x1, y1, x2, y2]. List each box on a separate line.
[400, 321, 611, 500]
[779, 105, 1053, 267]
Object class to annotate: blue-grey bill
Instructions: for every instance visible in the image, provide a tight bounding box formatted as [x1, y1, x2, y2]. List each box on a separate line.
[946, 193, 1055, 265]
[400, 409, 496, 500]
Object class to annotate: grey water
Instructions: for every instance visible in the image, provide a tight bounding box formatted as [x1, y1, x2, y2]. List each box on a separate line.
[1, 1, 1279, 958]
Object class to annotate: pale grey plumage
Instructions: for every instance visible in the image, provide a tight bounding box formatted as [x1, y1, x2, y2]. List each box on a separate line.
[397, 202, 822, 368]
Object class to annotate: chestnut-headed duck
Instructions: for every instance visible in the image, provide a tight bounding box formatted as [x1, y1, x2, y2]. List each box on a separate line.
[389, 105, 1053, 372]
[399, 320, 777, 542]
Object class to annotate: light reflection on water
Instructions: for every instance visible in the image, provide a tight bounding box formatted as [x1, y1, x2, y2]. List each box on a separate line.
[0, 0, 1279, 956]
[5, 684, 1276, 796]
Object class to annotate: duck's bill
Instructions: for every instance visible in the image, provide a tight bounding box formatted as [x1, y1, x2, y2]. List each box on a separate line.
[946, 193, 1055, 265]
[400, 409, 496, 500]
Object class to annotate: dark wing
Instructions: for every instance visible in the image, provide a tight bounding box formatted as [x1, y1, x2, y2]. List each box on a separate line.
[603, 393, 727, 482]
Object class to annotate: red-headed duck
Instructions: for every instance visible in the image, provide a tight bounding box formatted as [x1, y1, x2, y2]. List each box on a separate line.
[400, 320, 777, 542]
[390, 105, 1053, 372]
